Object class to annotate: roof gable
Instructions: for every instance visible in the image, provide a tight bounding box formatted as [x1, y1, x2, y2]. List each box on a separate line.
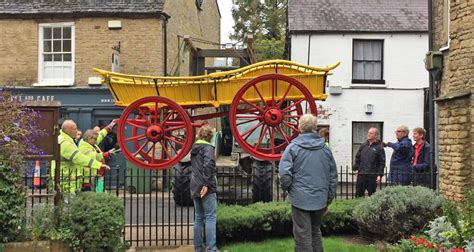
[289, 0, 428, 33]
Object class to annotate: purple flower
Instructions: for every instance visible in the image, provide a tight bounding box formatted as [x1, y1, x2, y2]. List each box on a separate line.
[3, 136, 11, 142]
[39, 151, 45, 157]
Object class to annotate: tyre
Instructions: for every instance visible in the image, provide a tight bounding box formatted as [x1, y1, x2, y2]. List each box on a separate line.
[251, 160, 273, 203]
[172, 162, 193, 206]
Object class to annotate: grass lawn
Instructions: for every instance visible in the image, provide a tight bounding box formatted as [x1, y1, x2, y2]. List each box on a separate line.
[221, 237, 378, 252]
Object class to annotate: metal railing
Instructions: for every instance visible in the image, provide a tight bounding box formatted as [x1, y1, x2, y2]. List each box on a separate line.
[23, 162, 437, 247]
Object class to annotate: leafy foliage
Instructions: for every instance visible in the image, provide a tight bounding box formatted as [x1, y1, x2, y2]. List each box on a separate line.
[26, 204, 60, 241]
[426, 191, 474, 250]
[217, 198, 363, 244]
[231, 0, 288, 60]
[60, 192, 127, 251]
[0, 90, 44, 242]
[353, 186, 444, 242]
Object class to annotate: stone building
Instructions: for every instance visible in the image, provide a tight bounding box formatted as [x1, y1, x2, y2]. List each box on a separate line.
[431, 0, 473, 200]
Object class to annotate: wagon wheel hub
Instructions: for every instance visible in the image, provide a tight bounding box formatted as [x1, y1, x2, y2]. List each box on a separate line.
[146, 125, 164, 142]
[264, 108, 283, 127]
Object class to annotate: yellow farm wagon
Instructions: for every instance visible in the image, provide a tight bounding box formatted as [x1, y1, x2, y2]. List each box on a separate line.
[95, 59, 339, 170]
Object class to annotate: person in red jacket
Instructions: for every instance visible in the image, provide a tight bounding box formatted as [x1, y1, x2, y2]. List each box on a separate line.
[411, 127, 432, 188]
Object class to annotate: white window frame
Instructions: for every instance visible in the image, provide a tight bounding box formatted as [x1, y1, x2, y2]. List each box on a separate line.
[36, 22, 75, 86]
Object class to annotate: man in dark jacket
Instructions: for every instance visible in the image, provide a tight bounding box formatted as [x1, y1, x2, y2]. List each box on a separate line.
[354, 128, 385, 197]
[279, 114, 337, 252]
[384, 125, 414, 185]
[190, 125, 217, 252]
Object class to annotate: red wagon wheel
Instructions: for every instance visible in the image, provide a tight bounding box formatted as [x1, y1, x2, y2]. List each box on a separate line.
[117, 96, 194, 170]
[229, 74, 317, 161]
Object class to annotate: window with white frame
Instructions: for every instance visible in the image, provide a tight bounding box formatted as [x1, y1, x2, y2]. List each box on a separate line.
[38, 23, 74, 86]
[352, 39, 384, 84]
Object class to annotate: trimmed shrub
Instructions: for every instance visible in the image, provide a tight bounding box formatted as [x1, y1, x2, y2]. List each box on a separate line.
[60, 192, 126, 251]
[353, 186, 443, 242]
[217, 198, 363, 244]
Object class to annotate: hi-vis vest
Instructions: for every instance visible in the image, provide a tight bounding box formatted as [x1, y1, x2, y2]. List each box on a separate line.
[57, 130, 102, 192]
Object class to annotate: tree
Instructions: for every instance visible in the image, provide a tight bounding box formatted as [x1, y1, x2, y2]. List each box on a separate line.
[231, 0, 288, 61]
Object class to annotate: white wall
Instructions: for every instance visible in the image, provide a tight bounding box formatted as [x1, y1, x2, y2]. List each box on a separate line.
[291, 32, 429, 169]
[292, 33, 428, 88]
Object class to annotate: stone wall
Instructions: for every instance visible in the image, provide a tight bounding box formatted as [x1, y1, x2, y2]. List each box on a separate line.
[432, 0, 473, 201]
[0, 20, 38, 85]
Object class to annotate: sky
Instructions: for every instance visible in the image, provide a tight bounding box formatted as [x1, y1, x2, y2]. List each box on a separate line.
[217, 0, 235, 44]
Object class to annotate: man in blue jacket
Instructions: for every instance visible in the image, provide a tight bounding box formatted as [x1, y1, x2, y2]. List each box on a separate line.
[279, 114, 337, 252]
[384, 125, 414, 185]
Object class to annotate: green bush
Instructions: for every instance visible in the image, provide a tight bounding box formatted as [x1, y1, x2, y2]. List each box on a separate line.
[353, 186, 443, 242]
[60, 192, 126, 251]
[25, 203, 60, 241]
[217, 198, 363, 244]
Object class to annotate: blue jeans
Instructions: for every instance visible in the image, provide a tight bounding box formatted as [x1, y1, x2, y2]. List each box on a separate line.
[193, 193, 217, 252]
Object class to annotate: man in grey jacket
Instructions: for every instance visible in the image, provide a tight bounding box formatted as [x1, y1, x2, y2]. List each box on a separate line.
[279, 114, 337, 252]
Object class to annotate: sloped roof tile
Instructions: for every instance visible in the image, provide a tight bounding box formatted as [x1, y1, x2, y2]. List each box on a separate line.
[289, 0, 428, 33]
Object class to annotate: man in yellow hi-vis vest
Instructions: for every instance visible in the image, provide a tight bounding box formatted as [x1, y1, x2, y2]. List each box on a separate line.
[58, 120, 110, 193]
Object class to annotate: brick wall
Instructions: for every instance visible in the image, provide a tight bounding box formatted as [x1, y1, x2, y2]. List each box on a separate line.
[433, 0, 473, 201]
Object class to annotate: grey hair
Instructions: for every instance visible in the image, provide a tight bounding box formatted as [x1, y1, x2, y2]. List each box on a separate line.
[397, 125, 409, 135]
[83, 129, 98, 142]
[298, 114, 317, 133]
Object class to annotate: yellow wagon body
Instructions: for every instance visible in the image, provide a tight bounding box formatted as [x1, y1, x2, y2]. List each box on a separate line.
[95, 59, 339, 109]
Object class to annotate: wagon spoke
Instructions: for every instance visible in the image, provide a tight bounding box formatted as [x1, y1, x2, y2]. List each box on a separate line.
[235, 114, 262, 119]
[145, 142, 156, 162]
[253, 125, 268, 150]
[153, 102, 160, 124]
[240, 97, 264, 113]
[167, 140, 179, 155]
[282, 121, 299, 133]
[269, 126, 275, 154]
[161, 109, 176, 124]
[236, 118, 260, 126]
[276, 85, 292, 108]
[137, 107, 150, 119]
[164, 135, 185, 147]
[133, 140, 149, 156]
[164, 124, 186, 132]
[276, 125, 291, 145]
[124, 134, 147, 142]
[281, 98, 305, 113]
[126, 119, 149, 129]
[240, 121, 264, 139]
[252, 85, 268, 109]
[160, 142, 172, 160]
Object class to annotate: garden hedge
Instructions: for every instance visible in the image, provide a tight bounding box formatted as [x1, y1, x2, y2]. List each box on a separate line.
[217, 198, 363, 244]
